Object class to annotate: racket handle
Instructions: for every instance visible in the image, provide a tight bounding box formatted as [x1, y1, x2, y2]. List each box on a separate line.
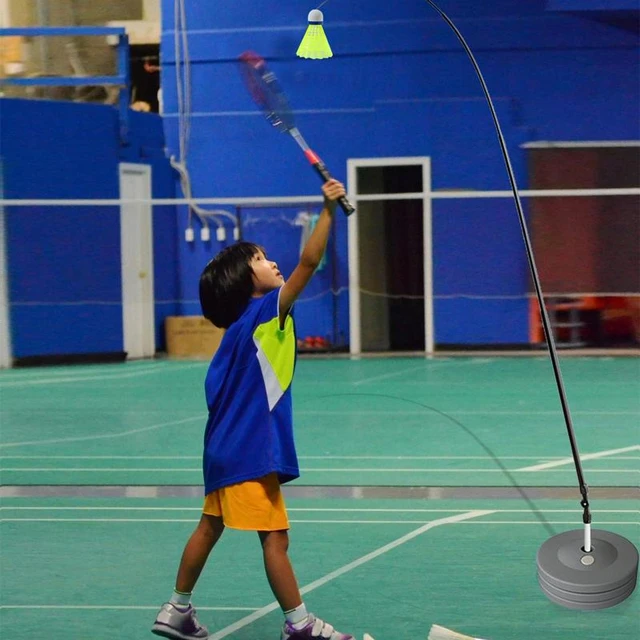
[305, 150, 355, 216]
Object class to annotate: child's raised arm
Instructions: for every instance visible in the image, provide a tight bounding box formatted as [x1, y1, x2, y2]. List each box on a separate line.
[278, 179, 346, 325]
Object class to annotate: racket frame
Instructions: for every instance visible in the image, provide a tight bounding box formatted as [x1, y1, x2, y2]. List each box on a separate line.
[239, 51, 355, 216]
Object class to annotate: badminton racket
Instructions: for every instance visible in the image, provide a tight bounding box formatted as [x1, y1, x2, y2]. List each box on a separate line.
[238, 51, 355, 216]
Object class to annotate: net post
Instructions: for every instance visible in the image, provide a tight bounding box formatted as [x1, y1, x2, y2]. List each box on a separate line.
[423, 157, 435, 356]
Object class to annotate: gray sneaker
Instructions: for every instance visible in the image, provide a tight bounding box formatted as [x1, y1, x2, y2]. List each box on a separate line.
[281, 613, 354, 639]
[151, 603, 209, 640]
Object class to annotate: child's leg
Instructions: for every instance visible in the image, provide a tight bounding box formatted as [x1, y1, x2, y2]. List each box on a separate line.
[175, 513, 225, 593]
[259, 530, 354, 639]
[258, 529, 302, 612]
[152, 515, 223, 639]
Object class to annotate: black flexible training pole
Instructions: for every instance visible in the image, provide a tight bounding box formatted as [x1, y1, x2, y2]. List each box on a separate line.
[424, 0, 592, 533]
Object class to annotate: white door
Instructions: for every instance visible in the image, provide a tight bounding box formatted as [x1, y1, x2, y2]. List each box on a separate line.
[119, 163, 155, 359]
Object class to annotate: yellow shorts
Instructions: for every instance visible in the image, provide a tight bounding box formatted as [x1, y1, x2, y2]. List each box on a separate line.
[203, 472, 290, 531]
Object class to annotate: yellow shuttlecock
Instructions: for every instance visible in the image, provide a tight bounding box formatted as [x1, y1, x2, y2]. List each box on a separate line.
[296, 9, 333, 59]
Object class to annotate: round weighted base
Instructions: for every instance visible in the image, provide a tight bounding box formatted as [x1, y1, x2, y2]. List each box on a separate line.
[537, 529, 638, 610]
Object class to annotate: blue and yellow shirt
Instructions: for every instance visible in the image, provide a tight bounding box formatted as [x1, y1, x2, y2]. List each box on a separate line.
[202, 287, 299, 494]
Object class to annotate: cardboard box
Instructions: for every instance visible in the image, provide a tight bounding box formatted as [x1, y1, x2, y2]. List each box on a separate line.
[165, 316, 224, 359]
[1, 36, 23, 64]
[1, 36, 24, 74]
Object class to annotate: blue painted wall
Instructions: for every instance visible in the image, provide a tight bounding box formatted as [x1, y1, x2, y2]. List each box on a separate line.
[548, 1, 638, 11]
[160, 0, 639, 345]
[0, 98, 178, 358]
[2, 1, 637, 356]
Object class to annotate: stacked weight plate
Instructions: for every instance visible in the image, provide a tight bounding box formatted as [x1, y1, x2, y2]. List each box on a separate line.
[537, 529, 638, 610]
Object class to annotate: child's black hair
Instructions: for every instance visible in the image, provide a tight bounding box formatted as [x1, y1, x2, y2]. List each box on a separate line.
[199, 241, 264, 328]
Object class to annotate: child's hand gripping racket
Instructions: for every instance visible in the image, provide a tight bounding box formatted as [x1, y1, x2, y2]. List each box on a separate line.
[238, 51, 355, 217]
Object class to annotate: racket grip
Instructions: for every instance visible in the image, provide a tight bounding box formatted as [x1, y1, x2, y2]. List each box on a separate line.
[305, 151, 355, 216]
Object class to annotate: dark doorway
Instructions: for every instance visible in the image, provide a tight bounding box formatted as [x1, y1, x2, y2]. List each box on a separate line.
[130, 44, 160, 112]
[356, 163, 426, 351]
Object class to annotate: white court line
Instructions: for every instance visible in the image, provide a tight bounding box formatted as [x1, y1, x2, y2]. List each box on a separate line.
[1, 455, 638, 461]
[0, 518, 450, 523]
[1, 467, 635, 473]
[1, 507, 637, 514]
[0, 455, 574, 460]
[0, 360, 170, 376]
[0, 605, 256, 611]
[0, 415, 202, 449]
[352, 363, 439, 386]
[517, 445, 640, 472]
[0, 363, 202, 388]
[3, 409, 637, 416]
[0, 363, 168, 381]
[207, 510, 493, 639]
[295, 409, 640, 415]
[0, 410, 198, 415]
[298, 455, 639, 460]
[456, 521, 639, 525]
[1, 519, 636, 525]
[351, 360, 481, 386]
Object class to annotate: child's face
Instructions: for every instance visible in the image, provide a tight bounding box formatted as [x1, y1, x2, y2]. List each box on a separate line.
[250, 250, 284, 295]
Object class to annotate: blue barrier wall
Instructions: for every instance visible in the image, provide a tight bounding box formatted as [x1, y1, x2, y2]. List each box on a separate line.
[160, 0, 639, 345]
[548, 1, 638, 10]
[0, 98, 178, 359]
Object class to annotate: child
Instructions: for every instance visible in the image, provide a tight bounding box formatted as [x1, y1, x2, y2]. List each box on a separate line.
[152, 179, 353, 640]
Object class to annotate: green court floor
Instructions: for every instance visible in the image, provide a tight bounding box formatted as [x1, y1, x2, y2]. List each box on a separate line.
[0, 357, 638, 487]
[0, 357, 638, 639]
[1, 496, 638, 639]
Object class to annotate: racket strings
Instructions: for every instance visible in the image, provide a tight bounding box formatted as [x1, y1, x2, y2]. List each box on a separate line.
[239, 55, 295, 133]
